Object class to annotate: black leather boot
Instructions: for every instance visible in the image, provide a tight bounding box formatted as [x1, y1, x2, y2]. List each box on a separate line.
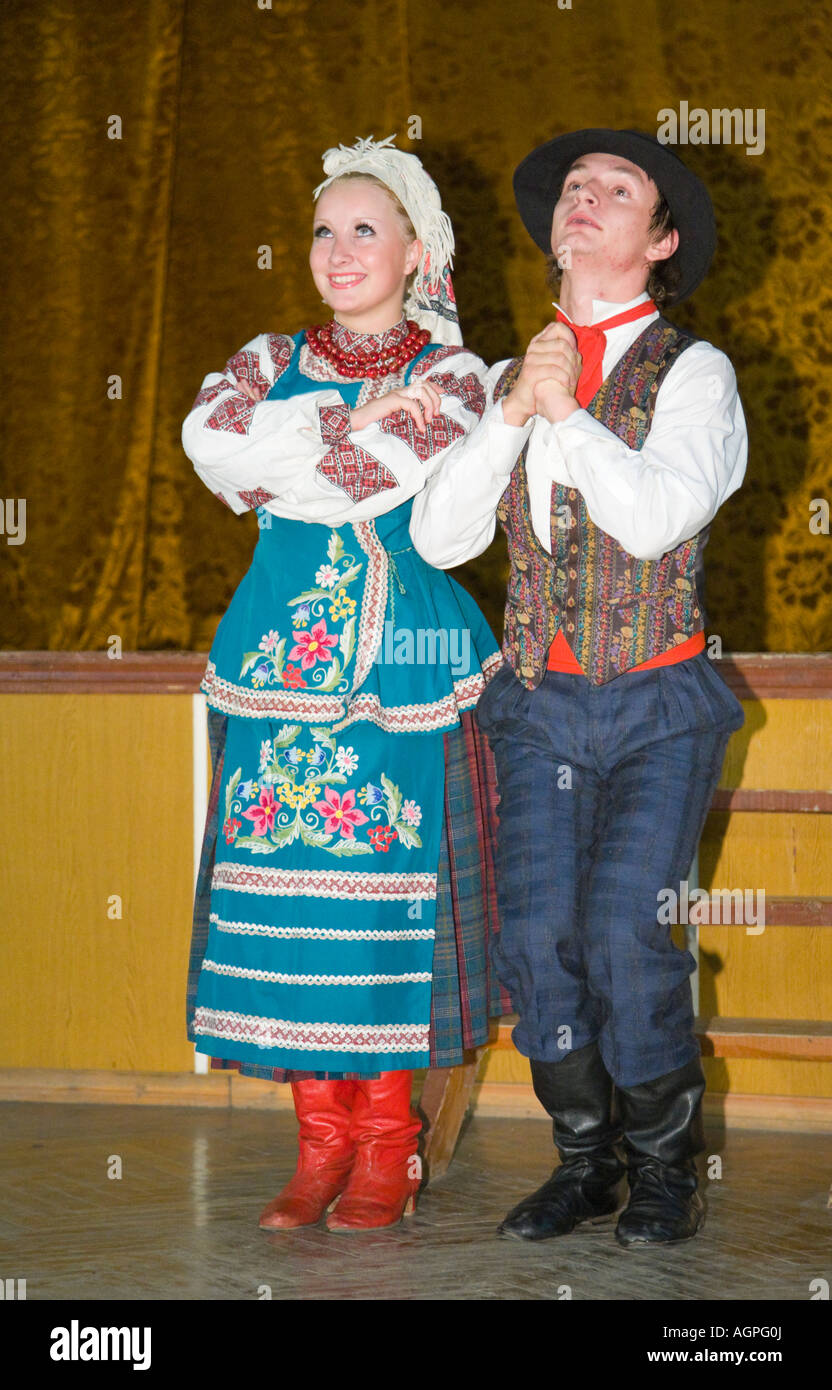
[615, 1056, 707, 1248]
[498, 1041, 626, 1240]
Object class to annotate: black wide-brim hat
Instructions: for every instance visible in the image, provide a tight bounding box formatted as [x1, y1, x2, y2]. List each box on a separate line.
[513, 128, 716, 303]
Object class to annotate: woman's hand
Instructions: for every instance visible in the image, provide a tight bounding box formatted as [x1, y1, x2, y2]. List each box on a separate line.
[236, 378, 266, 403]
[350, 380, 442, 435]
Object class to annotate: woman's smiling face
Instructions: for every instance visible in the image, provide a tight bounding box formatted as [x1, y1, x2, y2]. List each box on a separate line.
[310, 179, 422, 332]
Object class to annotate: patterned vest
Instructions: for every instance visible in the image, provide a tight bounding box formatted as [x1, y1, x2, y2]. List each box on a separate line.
[494, 317, 703, 688]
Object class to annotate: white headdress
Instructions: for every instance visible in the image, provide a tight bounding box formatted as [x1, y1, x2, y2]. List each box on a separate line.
[313, 134, 462, 346]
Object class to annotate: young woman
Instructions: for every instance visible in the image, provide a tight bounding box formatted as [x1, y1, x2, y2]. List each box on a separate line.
[182, 136, 504, 1233]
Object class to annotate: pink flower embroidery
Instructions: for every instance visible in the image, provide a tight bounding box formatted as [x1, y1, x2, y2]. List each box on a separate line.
[288, 619, 338, 670]
[242, 788, 279, 836]
[313, 787, 369, 839]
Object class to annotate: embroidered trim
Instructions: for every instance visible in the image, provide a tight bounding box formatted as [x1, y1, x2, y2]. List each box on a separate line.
[317, 443, 398, 502]
[193, 1007, 430, 1054]
[192, 378, 233, 411]
[203, 336, 292, 434]
[202, 959, 432, 986]
[332, 666, 501, 734]
[328, 316, 412, 358]
[210, 913, 435, 941]
[378, 409, 464, 462]
[201, 656, 501, 730]
[202, 662, 346, 720]
[410, 346, 463, 377]
[206, 393, 256, 435]
[226, 347, 270, 395]
[299, 341, 352, 385]
[237, 487, 277, 510]
[212, 861, 437, 901]
[350, 522, 388, 694]
[266, 333, 294, 382]
[424, 370, 487, 419]
[319, 402, 352, 443]
[354, 372, 405, 406]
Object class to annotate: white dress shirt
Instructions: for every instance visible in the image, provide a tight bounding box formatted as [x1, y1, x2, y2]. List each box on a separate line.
[409, 292, 747, 565]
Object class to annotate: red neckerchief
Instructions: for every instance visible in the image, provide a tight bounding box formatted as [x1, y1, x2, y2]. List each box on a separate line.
[555, 300, 656, 406]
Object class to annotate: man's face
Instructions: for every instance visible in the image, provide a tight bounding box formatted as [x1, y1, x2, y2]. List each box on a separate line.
[550, 151, 678, 279]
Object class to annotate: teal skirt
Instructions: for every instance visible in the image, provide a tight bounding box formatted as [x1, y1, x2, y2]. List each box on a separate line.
[187, 705, 508, 1077]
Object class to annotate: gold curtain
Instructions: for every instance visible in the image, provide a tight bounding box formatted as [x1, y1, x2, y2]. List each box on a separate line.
[2, 0, 830, 652]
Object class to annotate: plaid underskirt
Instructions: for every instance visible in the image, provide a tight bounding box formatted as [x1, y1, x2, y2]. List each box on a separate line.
[186, 706, 510, 1080]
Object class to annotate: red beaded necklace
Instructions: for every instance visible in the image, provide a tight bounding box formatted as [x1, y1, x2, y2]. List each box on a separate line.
[305, 318, 431, 379]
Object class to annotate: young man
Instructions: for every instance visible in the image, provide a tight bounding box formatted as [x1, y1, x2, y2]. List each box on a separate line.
[409, 129, 747, 1247]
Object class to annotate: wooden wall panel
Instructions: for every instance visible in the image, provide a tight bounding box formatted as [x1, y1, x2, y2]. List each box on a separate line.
[719, 699, 832, 789]
[0, 694, 196, 1071]
[700, 812, 831, 897]
[0, 669, 829, 1104]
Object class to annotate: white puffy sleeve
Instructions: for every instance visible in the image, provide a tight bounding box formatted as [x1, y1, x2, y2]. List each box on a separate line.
[525, 341, 748, 560]
[409, 358, 533, 566]
[182, 335, 493, 526]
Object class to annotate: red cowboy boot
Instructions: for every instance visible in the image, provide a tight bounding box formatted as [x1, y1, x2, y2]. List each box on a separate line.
[325, 1070, 422, 1232]
[259, 1079, 356, 1230]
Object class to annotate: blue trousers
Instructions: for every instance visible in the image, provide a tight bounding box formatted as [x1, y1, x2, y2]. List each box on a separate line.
[476, 654, 745, 1087]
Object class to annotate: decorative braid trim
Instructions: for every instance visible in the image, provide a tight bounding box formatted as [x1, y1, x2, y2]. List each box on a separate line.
[212, 861, 437, 902]
[192, 1007, 430, 1054]
[350, 522, 389, 694]
[202, 959, 432, 986]
[201, 657, 500, 729]
[210, 913, 435, 942]
[201, 661, 346, 720]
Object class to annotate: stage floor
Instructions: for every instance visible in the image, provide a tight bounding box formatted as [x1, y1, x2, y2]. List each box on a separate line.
[2, 1101, 830, 1302]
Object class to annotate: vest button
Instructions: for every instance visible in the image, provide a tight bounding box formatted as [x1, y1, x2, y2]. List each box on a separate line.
[567, 622, 575, 633]
[693, 608, 700, 618]
[568, 489, 577, 500]
[570, 544, 578, 554]
[566, 597, 575, 607]
[569, 568, 577, 580]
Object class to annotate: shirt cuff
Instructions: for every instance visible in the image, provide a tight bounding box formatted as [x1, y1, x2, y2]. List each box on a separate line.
[551, 407, 618, 446]
[488, 399, 533, 473]
[550, 409, 637, 506]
